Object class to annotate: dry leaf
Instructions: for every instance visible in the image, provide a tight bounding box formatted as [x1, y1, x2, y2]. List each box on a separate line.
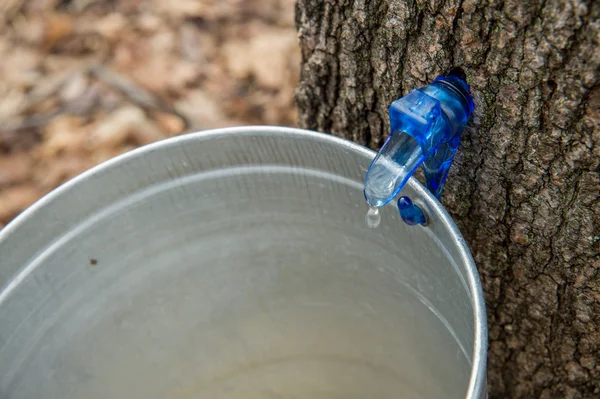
[223, 39, 253, 81]
[59, 72, 89, 102]
[12, 14, 45, 45]
[169, 61, 201, 90]
[0, 37, 9, 58]
[224, 28, 298, 89]
[39, 115, 86, 158]
[152, 0, 208, 19]
[30, 97, 59, 114]
[149, 31, 176, 53]
[131, 57, 200, 92]
[42, 54, 89, 74]
[136, 13, 162, 33]
[153, 111, 186, 135]
[0, 89, 27, 120]
[0, 0, 24, 20]
[0, 152, 34, 186]
[94, 13, 128, 40]
[113, 38, 149, 70]
[43, 13, 74, 50]
[277, 0, 296, 27]
[249, 30, 297, 89]
[36, 154, 91, 189]
[0, 185, 41, 222]
[88, 105, 165, 149]
[72, 0, 103, 12]
[26, 71, 71, 104]
[24, 0, 62, 12]
[175, 89, 228, 130]
[131, 123, 166, 145]
[0, 48, 42, 88]
[179, 23, 202, 62]
[88, 105, 146, 148]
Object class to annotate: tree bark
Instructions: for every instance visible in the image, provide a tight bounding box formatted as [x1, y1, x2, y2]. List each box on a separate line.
[294, 0, 599, 398]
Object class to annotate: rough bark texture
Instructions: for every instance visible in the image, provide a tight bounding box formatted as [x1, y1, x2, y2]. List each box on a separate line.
[294, 0, 599, 397]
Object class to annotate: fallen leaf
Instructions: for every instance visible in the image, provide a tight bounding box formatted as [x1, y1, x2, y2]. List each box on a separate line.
[152, 0, 208, 19]
[0, 89, 28, 120]
[0, 37, 9, 57]
[0, 48, 42, 88]
[42, 54, 90, 74]
[94, 13, 128, 40]
[26, 70, 72, 105]
[179, 23, 203, 62]
[30, 97, 59, 114]
[130, 57, 200, 92]
[277, 0, 296, 27]
[59, 72, 89, 102]
[0, 152, 34, 186]
[131, 124, 165, 145]
[149, 30, 176, 53]
[88, 105, 165, 149]
[0, 0, 24, 22]
[175, 89, 230, 130]
[169, 61, 201, 90]
[223, 27, 298, 89]
[12, 14, 45, 45]
[35, 154, 91, 189]
[43, 13, 74, 50]
[152, 111, 186, 135]
[223, 39, 253, 81]
[39, 115, 86, 158]
[72, 0, 103, 12]
[248, 29, 297, 89]
[0, 130, 40, 153]
[0, 185, 41, 223]
[88, 105, 145, 148]
[24, 0, 62, 12]
[136, 13, 162, 33]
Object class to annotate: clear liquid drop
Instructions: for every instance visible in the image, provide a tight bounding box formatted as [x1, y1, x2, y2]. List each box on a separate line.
[365, 206, 381, 229]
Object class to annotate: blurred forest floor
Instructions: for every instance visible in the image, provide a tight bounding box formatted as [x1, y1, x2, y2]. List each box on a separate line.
[0, 0, 299, 228]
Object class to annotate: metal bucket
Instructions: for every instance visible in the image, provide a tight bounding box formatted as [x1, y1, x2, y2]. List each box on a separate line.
[0, 127, 487, 399]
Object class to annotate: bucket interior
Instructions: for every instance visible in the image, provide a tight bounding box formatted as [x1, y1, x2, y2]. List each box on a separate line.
[0, 128, 481, 399]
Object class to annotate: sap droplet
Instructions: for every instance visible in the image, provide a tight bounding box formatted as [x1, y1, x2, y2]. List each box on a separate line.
[365, 206, 381, 229]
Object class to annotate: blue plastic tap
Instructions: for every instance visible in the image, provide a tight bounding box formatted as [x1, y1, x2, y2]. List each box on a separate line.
[363, 70, 474, 225]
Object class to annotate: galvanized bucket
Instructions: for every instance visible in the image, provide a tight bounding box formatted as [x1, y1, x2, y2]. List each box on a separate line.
[0, 126, 487, 399]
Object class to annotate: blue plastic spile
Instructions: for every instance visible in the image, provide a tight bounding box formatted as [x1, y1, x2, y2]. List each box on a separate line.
[397, 196, 427, 226]
[363, 72, 474, 225]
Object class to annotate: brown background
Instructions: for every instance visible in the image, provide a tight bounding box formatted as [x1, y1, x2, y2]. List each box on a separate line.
[0, 0, 300, 229]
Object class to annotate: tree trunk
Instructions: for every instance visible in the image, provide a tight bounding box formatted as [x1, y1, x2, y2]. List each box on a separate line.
[294, 0, 599, 397]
